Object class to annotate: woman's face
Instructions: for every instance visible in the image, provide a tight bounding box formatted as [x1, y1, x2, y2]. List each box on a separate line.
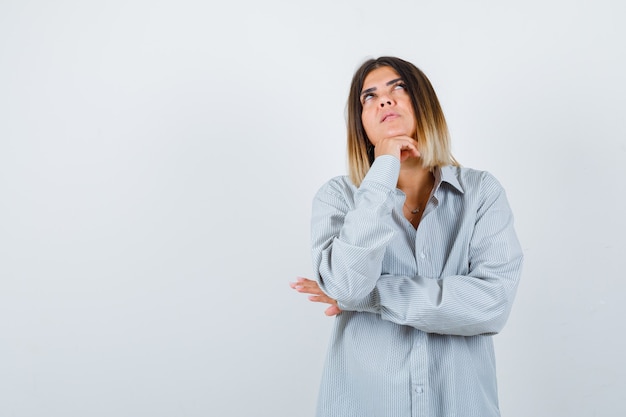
[360, 66, 417, 146]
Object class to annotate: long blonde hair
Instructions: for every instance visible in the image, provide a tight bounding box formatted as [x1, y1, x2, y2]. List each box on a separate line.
[346, 57, 459, 186]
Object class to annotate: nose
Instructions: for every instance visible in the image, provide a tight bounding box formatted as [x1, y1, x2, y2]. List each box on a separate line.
[378, 94, 394, 107]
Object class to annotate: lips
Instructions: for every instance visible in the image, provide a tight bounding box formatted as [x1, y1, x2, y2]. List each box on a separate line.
[381, 112, 399, 122]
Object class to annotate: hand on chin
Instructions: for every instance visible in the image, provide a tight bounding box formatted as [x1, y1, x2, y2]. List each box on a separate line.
[373, 134, 421, 162]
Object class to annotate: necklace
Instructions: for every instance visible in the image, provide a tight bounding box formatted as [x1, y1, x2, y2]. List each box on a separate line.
[404, 202, 420, 214]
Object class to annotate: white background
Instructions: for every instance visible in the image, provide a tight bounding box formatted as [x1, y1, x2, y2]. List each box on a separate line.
[1, 1, 625, 416]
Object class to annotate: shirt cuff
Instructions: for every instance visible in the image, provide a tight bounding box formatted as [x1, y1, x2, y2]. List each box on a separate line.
[361, 155, 400, 191]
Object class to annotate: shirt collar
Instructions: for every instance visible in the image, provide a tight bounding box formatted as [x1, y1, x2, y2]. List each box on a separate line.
[434, 165, 464, 194]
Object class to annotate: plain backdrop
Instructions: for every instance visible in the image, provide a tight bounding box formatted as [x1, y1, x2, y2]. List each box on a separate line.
[1, 1, 625, 416]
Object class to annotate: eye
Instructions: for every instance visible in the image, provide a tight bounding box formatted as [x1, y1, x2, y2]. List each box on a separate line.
[393, 82, 407, 91]
[361, 92, 375, 104]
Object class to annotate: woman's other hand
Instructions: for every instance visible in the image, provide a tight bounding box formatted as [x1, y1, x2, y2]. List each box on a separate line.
[290, 277, 342, 316]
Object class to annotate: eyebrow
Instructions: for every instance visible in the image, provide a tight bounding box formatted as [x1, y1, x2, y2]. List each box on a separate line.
[360, 78, 404, 97]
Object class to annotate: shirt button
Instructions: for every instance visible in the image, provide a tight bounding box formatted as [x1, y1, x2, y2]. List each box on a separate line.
[420, 252, 426, 259]
[414, 386, 424, 394]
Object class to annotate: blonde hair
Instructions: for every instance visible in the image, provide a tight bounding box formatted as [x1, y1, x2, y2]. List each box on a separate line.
[346, 57, 459, 186]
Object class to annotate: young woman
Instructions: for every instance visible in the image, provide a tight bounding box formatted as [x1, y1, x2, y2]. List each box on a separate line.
[291, 56, 523, 417]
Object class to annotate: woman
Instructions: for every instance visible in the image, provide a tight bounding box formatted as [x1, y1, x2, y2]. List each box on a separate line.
[291, 56, 523, 417]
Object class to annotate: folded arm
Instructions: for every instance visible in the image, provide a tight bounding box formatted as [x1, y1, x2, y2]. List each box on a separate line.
[312, 163, 523, 336]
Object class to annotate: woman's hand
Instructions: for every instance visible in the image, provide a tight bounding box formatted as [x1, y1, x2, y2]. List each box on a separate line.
[374, 135, 420, 162]
[290, 277, 342, 316]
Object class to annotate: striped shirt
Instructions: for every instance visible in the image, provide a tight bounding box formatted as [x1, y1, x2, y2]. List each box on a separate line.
[311, 155, 523, 417]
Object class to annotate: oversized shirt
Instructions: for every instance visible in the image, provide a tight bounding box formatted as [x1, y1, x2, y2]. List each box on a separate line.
[311, 155, 523, 417]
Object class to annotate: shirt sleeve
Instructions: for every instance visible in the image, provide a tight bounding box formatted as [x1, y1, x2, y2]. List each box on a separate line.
[348, 173, 523, 336]
[312, 155, 401, 303]
[312, 162, 523, 337]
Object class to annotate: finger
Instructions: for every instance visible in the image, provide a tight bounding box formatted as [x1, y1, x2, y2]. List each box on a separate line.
[324, 305, 342, 316]
[294, 283, 324, 295]
[291, 278, 326, 295]
[290, 277, 317, 289]
[400, 147, 421, 161]
[294, 277, 318, 287]
[393, 136, 419, 151]
[375, 137, 419, 160]
[308, 294, 337, 305]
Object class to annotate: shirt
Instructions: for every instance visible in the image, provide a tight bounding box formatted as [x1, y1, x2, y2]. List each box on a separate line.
[311, 155, 523, 417]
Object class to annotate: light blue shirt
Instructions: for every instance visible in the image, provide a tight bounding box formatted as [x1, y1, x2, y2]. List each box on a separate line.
[311, 155, 523, 417]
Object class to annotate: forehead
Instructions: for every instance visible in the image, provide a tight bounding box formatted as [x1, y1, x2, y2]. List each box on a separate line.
[362, 66, 401, 89]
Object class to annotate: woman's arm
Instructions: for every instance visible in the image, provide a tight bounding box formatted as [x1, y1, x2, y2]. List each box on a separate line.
[356, 179, 522, 336]
[312, 166, 523, 336]
[312, 155, 401, 304]
[389, 180, 520, 335]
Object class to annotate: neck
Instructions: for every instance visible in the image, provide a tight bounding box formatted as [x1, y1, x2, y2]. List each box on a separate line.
[397, 160, 434, 198]
[397, 160, 435, 227]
